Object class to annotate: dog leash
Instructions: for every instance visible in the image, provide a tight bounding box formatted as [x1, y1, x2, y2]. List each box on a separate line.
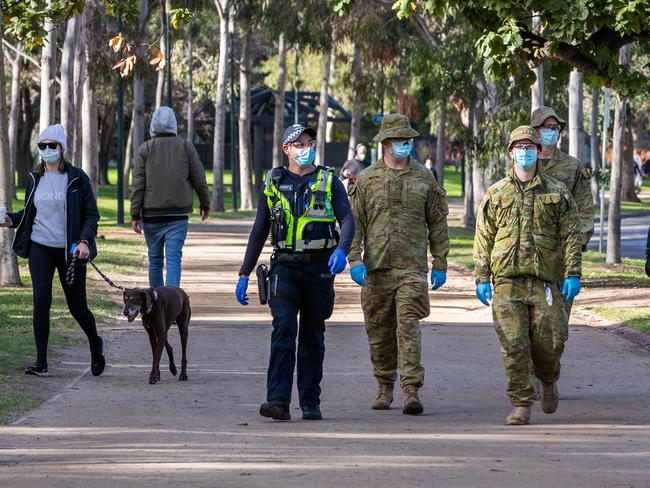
[65, 253, 126, 291]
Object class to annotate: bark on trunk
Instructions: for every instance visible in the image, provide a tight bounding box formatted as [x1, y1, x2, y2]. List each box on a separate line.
[72, 24, 85, 166]
[8, 47, 22, 197]
[435, 101, 446, 188]
[606, 45, 631, 264]
[0, 2, 21, 286]
[99, 105, 116, 185]
[155, 16, 167, 108]
[211, 0, 230, 211]
[568, 69, 584, 160]
[272, 33, 287, 168]
[39, 0, 57, 131]
[123, 113, 134, 197]
[61, 16, 79, 151]
[186, 26, 194, 142]
[16, 86, 36, 187]
[238, 31, 254, 211]
[530, 14, 544, 111]
[621, 121, 639, 202]
[315, 49, 332, 166]
[590, 87, 600, 205]
[132, 0, 148, 159]
[82, 73, 98, 193]
[347, 45, 362, 160]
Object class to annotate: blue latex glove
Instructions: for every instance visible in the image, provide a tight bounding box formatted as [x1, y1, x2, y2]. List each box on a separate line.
[430, 271, 447, 290]
[350, 263, 368, 287]
[562, 276, 581, 302]
[328, 249, 347, 275]
[235, 276, 249, 305]
[476, 282, 492, 306]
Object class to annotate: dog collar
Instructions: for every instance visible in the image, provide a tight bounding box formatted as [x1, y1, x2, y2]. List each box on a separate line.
[144, 289, 158, 315]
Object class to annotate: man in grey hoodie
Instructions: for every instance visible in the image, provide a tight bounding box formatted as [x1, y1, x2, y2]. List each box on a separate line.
[131, 106, 211, 287]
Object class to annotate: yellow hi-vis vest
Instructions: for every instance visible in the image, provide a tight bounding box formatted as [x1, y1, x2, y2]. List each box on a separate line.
[264, 166, 337, 252]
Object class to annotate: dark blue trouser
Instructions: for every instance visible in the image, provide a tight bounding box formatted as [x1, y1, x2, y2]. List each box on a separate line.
[267, 260, 335, 408]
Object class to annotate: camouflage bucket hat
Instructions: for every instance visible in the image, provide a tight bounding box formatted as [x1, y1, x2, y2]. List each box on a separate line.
[530, 106, 567, 130]
[373, 113, 420, 142]
[508, 126, 542, 150]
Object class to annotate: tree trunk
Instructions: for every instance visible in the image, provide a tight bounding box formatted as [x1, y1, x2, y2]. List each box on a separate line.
[238, 30, 254, 211]
[8, 47, 22, 197]
[211, 0, 230, 211]
[82, 74, 98, 194]
[315, 49, 332, 166]
[186, 26, 194, 142]
[123, 113, 134, 197]
[0, 2, 21, 286]
[568, 69, 584, 160]
[61, 16, 79, 150]
[132, 0, 148, 157]
[17, 87, 36, 187]
[347, 45, 362, 160]
[590, 87, 600, 205]
[435, 101, 446, 188]
[462, 103, 479, 229]
[606, 45, 631, 264]
[272, 33, 287, 168]
[155, 15, 167, 108]
[99, 105, 116, 185]
[72, 23, 85, 166]
[530, 13, 544, 111]
[39, 0, 57, 131]
[621, 120, 639, 202]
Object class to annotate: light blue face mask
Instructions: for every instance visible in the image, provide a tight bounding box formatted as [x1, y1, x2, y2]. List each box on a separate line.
[40, 148, 61, 164]
[390, 140, 413, 160]
[293, 146, 315, 167]
[540, 128, 560, 147]
[513, 148, 537, 170]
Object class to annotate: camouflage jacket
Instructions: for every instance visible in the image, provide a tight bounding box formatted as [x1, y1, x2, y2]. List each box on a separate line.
[349, 158, 449, 273]
[538, 148, 593, 245]
[474, 168, 582, 284]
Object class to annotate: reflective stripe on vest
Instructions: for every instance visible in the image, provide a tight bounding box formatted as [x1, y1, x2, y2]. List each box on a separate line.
[264, 168, 337, 251]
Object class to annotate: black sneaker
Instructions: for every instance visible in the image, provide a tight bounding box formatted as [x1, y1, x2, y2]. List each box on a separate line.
[25, 362, 48, 377]
[259, 401, 291, 421]
[301, 405, 322, 421]
[90, 336, 106, 376]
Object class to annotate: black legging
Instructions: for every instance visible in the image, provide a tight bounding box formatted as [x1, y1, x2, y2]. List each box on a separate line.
[28, 241, 100, 364]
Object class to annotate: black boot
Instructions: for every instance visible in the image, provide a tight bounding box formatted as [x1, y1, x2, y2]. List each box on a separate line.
[301, 405, 322, 420]
[259, 401, 291, 421]
[90, 336, 106, 376]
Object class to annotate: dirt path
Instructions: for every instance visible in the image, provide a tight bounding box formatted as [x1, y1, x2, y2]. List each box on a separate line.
[1, 219, 649, 488]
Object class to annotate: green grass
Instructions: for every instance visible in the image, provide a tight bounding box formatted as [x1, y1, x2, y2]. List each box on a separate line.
[592, 307, 650, 334]
[448, 226, 475, 270]
[0, 236, 144, 424]
[442, 166, 463, 198]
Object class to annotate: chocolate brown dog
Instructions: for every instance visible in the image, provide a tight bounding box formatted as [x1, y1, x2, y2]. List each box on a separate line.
[123, 286, 190, 384]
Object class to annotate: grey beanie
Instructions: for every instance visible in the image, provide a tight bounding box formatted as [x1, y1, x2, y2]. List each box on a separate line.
[38, 124, 68, 153]
[150, 106, 178, 137]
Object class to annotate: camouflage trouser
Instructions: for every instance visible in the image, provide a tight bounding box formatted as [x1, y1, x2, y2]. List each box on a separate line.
[493, 277, 568, 407]
[361, 268, 430, 388]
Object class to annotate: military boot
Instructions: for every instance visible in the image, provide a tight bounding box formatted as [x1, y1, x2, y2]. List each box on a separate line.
[402, 385, 423, 415]
[505, 406, 531, 425]
[540, 382, 559, 414]
[371, 383, 394, 410]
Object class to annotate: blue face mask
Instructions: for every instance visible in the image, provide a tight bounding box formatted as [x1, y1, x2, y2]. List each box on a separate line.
[539, 128, 560, 147]
[513, 148, 537, 170]
[40, 148, 61, 164]
[390, 140, 413, 160]
[293, 146, 315, 167]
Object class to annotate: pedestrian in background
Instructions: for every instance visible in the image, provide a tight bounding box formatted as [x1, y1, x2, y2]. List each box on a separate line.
[340, 143, 369, 189]
[130, 106, 210, 288]
[348, 114, 449, 415]
[235, 124, 354, 421]
[0, 124, 104, 378]
[474, 126, 583, 425]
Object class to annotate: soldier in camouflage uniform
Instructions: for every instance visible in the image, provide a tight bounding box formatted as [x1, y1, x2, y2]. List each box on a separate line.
[473, 126, 583, 425]
[348, 114, 450, 415]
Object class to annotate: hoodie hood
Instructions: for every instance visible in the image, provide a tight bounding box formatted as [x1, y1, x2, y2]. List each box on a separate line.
[150, 106, 178, 137]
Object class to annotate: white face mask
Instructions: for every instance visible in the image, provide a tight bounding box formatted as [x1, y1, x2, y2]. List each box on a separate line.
[40, 148, 61, 164]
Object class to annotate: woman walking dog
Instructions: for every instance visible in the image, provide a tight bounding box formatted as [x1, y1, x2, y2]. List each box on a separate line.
[0, 124, 105, 377]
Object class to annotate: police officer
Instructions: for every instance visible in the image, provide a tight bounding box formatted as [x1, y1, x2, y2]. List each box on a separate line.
[235, 124, 354, 421]
[473, 126, 583, 425]
[348, 114, 449, 415]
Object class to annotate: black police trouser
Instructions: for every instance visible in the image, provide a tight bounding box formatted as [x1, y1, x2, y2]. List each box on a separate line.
[267, 260, 335, 408]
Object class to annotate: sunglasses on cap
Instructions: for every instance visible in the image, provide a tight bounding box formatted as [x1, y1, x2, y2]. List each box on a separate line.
[38, 142, 59, 150]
